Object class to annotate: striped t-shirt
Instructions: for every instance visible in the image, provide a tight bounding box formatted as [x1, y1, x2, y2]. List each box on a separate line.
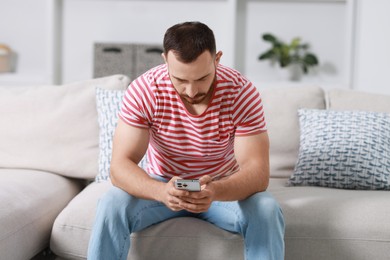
[119, 64, 267, 180]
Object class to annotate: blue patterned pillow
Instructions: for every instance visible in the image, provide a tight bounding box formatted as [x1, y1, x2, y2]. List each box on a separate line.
[289, 109, 390, 190]
[95, 88, 147, 182]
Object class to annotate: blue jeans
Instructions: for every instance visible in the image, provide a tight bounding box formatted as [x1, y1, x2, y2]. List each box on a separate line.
[88, 186, 285, 260]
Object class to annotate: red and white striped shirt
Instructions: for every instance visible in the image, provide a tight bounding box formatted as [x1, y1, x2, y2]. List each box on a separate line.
[119, 64, 267, 180]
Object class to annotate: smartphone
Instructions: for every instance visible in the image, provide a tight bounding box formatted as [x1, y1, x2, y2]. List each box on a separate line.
[174, 179, 201, 191]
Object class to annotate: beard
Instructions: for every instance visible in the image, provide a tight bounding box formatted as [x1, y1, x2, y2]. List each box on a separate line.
[180, 78, 215, 105]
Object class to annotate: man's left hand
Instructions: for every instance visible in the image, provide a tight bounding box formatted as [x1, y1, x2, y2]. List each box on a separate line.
[178, 175, 215, 213]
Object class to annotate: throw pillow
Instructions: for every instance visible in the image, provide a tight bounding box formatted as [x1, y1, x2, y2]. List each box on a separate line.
[95, 88, 148, 182]
[288, 109, 390, 190]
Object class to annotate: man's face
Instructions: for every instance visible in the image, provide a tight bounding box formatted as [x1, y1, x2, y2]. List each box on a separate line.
[164, 50, 222, 105]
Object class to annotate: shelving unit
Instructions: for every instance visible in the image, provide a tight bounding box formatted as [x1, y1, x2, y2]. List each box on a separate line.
[0, 73, 49, 86]
[0, 0, 356, 89]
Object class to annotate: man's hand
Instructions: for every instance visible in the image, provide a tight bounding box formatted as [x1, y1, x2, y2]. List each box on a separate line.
[176, 175, 215, 213]
[159, 177, 191, 211]
[160, 176, 215, 213]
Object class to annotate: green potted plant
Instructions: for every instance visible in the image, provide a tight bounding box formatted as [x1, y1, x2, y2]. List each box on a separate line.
[258, 33, 319, 81]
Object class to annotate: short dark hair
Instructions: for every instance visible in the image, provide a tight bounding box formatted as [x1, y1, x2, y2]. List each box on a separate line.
[163, 21, 216, 63]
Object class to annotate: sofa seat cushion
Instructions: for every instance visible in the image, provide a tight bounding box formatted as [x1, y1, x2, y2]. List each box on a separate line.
[51, 181, 244, 260]
[0, 169, 83, 260]
[268, 178, 390, 260]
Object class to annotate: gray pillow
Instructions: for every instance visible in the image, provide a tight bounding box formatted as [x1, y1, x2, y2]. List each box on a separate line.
[289, 109, 390, 190]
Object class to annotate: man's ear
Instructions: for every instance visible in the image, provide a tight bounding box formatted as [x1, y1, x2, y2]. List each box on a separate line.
[215, 51, 223, 65]
[161, 52, 167, 64]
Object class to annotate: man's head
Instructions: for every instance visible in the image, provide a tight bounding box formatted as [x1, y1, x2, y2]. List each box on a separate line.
[162, 22, 223, 105]
[163, 21, 216, 63]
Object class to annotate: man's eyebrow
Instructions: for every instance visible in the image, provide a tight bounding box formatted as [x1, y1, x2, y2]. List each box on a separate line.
[171, 75, 186, 81]
[196, 73, 211, 81]
[172, 73, 211, 82]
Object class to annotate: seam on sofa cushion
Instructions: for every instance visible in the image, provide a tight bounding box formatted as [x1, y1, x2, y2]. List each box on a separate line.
[54, 223, 92, 232]
[130, 235, 243, 240]
[55, 223, 243, 241]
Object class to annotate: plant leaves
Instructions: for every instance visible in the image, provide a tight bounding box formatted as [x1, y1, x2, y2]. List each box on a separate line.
[259, 33, 319, 74]
[262, 33, 277, 44]
[280, 56, 291, 67]
[304, 53, 319, 65]
[259, 50, 275, 60]
[290, 38, 301, 49]
[298, 44, 309, 50]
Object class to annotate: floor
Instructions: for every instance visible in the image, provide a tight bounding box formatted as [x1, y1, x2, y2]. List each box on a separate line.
[30, 248, 57, 260]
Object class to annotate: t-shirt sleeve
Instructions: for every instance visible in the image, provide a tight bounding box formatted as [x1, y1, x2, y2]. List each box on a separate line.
[118, 77, 154, 129]
[232, 82, 267, 136]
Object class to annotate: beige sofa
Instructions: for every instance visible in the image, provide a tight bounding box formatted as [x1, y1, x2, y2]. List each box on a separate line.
[1, 75, 389, 260]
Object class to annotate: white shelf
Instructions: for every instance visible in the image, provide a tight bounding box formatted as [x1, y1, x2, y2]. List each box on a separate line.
[0, 73, 50, 86]
[254, 80, 349, 91]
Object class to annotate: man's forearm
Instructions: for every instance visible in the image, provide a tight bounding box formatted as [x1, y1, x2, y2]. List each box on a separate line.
[110, 159, 165, 202]
[211, 167, 269, 202]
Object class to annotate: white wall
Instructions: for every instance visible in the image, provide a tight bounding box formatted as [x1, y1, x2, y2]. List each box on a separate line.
[0, 0, 50, 84]
[353, 0, 390, 95]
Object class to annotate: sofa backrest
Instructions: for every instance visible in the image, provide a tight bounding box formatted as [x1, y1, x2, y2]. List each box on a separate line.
[0, 75, 131, 179]
[260, 85, 326, 178]
[7, 78, 382, 181]
[328, 88, 390, 113]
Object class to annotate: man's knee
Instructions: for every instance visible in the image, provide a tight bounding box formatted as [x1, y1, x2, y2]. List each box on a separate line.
[96, 186, 134, 218]
[240, 192, 283, 221]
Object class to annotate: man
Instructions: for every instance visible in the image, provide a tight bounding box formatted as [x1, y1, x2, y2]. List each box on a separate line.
[88, 21, 285, 260]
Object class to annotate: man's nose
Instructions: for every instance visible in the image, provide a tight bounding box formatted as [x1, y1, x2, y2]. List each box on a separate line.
[185, 84, 198, 98]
